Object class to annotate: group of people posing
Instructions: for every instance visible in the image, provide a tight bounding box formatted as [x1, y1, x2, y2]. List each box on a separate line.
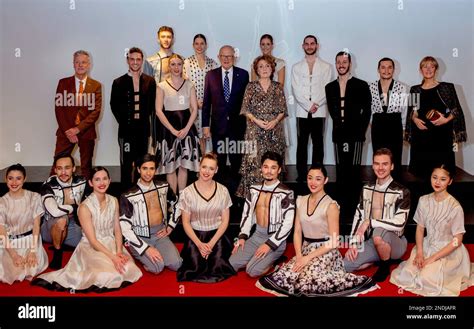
[0, 26, 471, 296]
[1, 147, 472, 296]
[51, 27, 467, 203]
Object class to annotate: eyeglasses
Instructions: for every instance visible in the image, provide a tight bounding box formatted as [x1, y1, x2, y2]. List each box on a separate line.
[219, 55, 234, 59]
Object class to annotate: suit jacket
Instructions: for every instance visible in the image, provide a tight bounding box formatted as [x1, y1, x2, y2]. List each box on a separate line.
[325, 76, 371, 143]
[54, 76, 102, 140]
[110, 72, 156, 138]
[202, 66, 249, 138]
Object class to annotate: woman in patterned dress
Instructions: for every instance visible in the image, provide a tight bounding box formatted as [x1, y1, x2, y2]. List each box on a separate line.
[390, 164, 473, 296]
[177, 153, 236, 283]
[156, 54, 201, 194]
[32, 167, 142, 292]
[236, 54, 287, 198]
[0, 164, 47, 284]
[184, 34, 218, 155]
[251, 34, 285, 85]
[256, 164, 375, 297]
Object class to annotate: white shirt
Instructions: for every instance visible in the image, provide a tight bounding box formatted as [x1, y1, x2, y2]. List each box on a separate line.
[291, 57, 332, 118]
[75, 76, 88, 93]
[221, 66, 233, 93]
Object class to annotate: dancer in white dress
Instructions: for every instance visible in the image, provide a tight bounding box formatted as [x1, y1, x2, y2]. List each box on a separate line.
[390, 164, 473, 296]
[0, 164, 47, 284]
[33, 167, 142, 292]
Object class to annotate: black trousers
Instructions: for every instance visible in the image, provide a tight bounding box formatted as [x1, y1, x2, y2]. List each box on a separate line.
[296, 117, 325, 178]
[119, 135, 148, 189]
[212, 134, 243, 195]
[334, 141, 364, 219]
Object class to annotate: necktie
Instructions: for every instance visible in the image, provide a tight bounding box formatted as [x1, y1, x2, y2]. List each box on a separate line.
[75, 81, 84, 125]
[223, 71, 230, 102]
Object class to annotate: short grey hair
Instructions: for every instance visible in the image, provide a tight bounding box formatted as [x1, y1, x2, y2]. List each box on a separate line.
[73, 50, 90, 60]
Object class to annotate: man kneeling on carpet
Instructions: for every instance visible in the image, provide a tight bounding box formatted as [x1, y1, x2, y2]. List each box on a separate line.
[229, 151, 295, 277]
[119, 153, 182, 274]
[40, 154, 87, 269]
[344, 148, 410, 282]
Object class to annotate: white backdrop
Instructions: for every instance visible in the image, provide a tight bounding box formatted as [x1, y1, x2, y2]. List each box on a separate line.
[1, 0, 473, 173]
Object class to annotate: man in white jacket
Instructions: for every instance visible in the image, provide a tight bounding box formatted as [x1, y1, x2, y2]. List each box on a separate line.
[291, 35, 332, 181]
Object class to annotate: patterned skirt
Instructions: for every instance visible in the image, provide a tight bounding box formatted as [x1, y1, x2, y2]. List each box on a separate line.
[257, 240, 375, 297]
[157, 109, 201, 174]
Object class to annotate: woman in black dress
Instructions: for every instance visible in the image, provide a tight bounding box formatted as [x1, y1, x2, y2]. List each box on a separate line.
[406, 56, 467, 179]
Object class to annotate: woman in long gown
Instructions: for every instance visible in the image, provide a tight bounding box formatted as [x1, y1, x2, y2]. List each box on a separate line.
[156, 53, 201, 194]
[177, 153, 236, 283]
[390, 165, 473, 296]
[0, 164, 47, 284]
[236, 54, 287, 198]
[33, 167, 142, 292]
[256, 165, 375, 297]
[405, 56, 467, 179]
[183, 34, 218, 154]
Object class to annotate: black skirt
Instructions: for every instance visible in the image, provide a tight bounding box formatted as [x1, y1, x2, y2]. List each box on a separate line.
[177, 229, 236, 283]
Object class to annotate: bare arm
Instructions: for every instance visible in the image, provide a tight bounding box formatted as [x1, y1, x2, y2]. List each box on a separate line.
[293, 203, 339, 272]
[155, 86, 178, 135]
[425, 233, 464, 265]
[208, 207, 230, 250]
[181, 210, 206, 258]
[277, 67, 285, 86]
[177, 85, 198, 139]
[413, 224, 425, 268]
[293, 211, 303, 258]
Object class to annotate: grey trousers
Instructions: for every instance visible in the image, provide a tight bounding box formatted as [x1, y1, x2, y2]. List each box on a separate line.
[229, 225, 286, 277]
[344, 227, 407, 272]
[41, 215, 82, 248]
[129, 223, 182, 274]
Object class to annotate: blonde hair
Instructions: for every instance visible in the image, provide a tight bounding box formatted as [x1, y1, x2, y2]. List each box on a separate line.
[200, 152, 218, 165]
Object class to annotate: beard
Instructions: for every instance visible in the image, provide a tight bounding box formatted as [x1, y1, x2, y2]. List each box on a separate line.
[337, 66, 350, 76]
[304, 48, 317, 56]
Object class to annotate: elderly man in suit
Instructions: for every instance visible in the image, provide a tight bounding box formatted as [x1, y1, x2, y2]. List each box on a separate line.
[202, 45, 249, 193]
[51, 50, 102, 180]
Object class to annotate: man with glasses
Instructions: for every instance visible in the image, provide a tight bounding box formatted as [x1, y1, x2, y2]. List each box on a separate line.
[202, 45, 249, 193]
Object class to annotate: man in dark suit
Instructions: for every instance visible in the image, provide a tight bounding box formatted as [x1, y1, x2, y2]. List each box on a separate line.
[111, 47, 156, 189]
[202, 45, 249, 192]
[52, 50, 102, 180]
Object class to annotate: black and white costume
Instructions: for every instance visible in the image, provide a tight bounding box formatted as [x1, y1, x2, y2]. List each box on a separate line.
[369, 80, 408, 175]
[119, 179, 182, 274]
[40, 175, 87, 248]
[229, 181, 295, 277]
[344, 178, 410, 272]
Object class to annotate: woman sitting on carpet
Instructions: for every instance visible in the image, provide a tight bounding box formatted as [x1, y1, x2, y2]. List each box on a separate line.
[390, 164, 473, 296]
[0, 164, 48, 284]
[32, 166, 142, 292]
[177, 153, 236, 283]
[256, 164, 375, 296]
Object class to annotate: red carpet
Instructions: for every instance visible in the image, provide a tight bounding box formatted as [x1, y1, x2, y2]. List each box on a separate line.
[1, 243, 474, 297]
